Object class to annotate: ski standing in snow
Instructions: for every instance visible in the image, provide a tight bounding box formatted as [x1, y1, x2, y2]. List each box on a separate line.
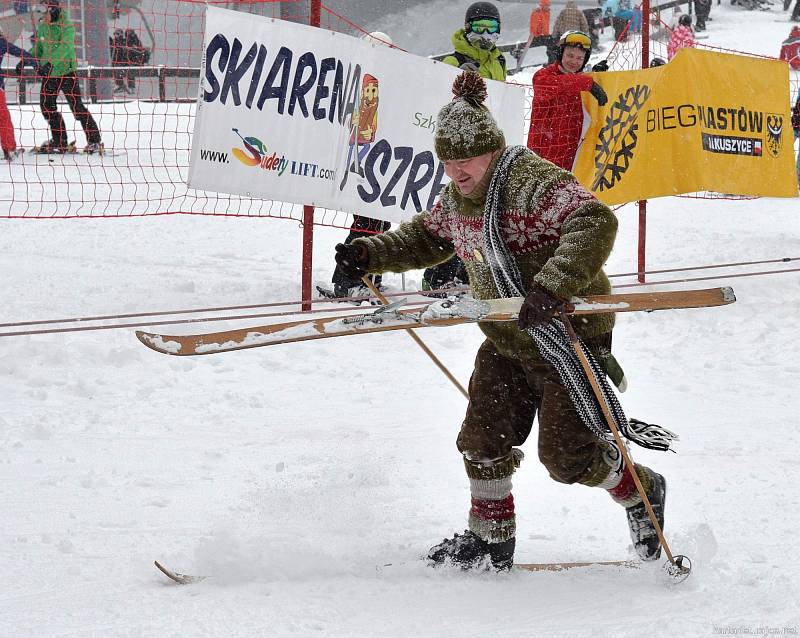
[334, 71, 673, 572]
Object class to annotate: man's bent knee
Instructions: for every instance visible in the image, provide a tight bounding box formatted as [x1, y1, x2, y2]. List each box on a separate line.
[538, 441, 601, 485]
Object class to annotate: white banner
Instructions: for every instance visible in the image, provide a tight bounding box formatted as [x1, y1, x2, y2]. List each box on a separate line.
[188, 7, 526, 224]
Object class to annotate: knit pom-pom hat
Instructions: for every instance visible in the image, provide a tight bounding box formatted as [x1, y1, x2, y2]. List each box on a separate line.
[434, 71, 506, 161]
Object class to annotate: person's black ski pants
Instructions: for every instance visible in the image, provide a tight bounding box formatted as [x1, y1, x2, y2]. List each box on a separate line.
[40, 73, 101, 146]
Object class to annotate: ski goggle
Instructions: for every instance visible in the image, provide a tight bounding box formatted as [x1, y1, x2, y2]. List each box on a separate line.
[468, 18, 500, 34]
[560, 31, 591, 51]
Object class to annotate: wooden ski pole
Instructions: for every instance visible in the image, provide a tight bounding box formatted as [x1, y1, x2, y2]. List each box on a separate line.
[361, 276, 469, 399]
[557, 310, 678, 566]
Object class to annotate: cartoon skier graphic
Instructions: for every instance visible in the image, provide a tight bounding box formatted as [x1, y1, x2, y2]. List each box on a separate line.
[340, 73, 380, 189]
[231, 127, 266, 166]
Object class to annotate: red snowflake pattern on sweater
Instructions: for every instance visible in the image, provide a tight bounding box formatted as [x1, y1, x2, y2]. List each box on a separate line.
[423, 180, 596, 262]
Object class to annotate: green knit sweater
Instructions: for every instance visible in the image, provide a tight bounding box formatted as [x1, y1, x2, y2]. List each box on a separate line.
[353, 149, 618, 362]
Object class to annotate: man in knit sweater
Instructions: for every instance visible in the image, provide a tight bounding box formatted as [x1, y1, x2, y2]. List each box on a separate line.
[334, 71, 666, 571]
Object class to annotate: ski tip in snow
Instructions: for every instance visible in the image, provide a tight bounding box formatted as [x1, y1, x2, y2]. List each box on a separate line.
[136, 330, 184, 355]
[154, 560, 207, 585]
[721, 286, 736, 304]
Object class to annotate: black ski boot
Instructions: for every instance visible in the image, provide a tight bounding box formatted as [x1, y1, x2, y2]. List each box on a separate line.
[427, 530, 515, 571]
[33, 139, 68, 154]
[83, 142, 104, 155]
[625, 470, 666, 561]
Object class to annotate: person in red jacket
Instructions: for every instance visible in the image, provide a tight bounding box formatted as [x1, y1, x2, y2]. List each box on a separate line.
[0, 27, 42, 161]
[779, 26, 800, 70]
[527, 30, 607, 171]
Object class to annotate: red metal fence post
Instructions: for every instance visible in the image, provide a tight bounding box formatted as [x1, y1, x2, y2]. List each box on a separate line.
[637, 200, 647, 283]
[302, 205, 315, 310]
[637, 0, 651, 284]
[310, 0, 321, 27]
[301, 0, 323, 310]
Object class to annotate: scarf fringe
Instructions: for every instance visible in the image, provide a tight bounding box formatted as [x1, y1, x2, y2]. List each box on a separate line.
[482, 146, 677, 453]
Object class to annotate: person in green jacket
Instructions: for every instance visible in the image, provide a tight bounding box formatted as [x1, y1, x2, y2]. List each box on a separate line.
[425, 3, 507, 295]
[334, 72, 667, 572]
[33, 0, 102, 154]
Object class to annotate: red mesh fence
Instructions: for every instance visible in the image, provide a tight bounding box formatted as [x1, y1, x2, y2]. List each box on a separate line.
[0, 0, 796, 222]
[0, 0, 352, 225]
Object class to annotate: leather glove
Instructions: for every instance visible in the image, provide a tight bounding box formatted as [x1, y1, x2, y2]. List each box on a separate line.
[517, 284, 574, 330]
[589, 81, 608, 106]
[38, 62, 53, 78]
[334, 243, 369, 279]
[459, 61, 480, 73]
[592, 59, 609, 73]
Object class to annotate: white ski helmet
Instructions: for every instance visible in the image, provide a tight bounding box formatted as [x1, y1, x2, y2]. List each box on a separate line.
[362, 31, 393, 47]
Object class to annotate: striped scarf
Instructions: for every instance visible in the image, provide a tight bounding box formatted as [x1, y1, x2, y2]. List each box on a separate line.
[482, 145, 677, 452]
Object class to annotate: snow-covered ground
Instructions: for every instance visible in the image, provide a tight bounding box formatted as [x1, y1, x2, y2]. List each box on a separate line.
[2, 4, 800, 637]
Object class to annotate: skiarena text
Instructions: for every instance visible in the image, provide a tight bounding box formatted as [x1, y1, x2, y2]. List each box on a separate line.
[202, 34, 447, 212]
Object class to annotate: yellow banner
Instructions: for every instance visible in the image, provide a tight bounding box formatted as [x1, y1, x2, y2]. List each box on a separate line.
[572, 48, 798, 204]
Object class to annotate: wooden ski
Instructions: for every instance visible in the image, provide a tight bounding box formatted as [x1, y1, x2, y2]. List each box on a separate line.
[515, 560, 638, 572]
[154, 558, 637, 584]
[154, 560, 207, 584]
[136, 286, 735, 357]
